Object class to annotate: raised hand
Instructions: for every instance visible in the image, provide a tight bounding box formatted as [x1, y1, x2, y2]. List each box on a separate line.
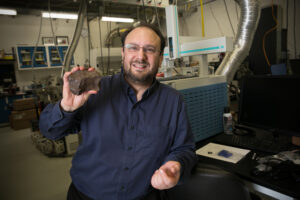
[60, 66, 97, 112]
[151, 161, 181, 190]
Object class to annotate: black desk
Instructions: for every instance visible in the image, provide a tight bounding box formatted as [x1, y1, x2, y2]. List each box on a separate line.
[196, 133, 300, 199]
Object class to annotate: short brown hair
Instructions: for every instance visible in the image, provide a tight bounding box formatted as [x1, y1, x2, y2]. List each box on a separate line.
[121, 22, 165, 55]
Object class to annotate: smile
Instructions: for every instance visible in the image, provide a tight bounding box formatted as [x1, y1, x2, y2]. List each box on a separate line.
[132, 62, 148, 70]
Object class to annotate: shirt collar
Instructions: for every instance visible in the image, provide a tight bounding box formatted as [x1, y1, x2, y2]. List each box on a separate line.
[120, 68, 160, 101]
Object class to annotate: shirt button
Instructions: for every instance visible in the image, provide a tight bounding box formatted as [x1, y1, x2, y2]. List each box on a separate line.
[124, 167, 129, 171]
[128, 146, 133, 150]
[120, 186, 125, 191]
[130, 125, 134, 130]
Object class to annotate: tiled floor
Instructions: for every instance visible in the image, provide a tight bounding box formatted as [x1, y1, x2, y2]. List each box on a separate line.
[0, 127, 72, 200]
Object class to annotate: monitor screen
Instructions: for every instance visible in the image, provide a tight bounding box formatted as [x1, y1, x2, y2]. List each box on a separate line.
[290, 59, 300, 75]
[238, 75, 300, 137]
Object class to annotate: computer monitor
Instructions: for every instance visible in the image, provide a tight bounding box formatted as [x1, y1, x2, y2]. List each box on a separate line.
[238, 75, 300, 137]
[290, 59, 300, 75]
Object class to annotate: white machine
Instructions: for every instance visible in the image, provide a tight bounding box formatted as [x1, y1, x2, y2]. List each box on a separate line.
[161, 5, 232, 142]
[163, 5, 233, 77]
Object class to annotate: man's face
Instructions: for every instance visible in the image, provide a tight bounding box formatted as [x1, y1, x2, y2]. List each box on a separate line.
[122, 27, 163, 85]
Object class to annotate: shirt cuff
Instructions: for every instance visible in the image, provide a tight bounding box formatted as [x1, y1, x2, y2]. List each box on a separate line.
[58, 100, 81, 116]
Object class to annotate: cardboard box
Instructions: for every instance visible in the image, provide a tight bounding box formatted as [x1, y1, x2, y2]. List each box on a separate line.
[9, 109, 37, 130]
[13, 98, 36, 111]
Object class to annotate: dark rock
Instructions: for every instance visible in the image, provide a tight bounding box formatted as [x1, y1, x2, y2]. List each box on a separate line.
[68, 70, 101, 95]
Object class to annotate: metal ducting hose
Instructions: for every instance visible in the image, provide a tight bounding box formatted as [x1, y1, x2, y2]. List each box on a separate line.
[215, 0, 261, 83]
[105, 28, 129, 47]
[62, 0, 87, 76]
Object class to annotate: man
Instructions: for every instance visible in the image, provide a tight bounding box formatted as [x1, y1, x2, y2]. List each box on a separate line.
[39, 23, 196, 200]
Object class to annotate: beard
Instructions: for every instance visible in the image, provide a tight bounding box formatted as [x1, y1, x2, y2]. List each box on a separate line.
[123, 60, 159, 85]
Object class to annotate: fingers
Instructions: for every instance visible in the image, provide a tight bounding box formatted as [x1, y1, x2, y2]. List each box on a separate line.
[151, 168, 178, 190]
[160, 161, 181, 176]
[159, 169, 171, 186]
[166, 167, 176, 177]
[87, 90, 98, 95]
[64, 66, 80, 84]
[71, 66, 94, 73]
[79, 66, 85, 71]
[170, 165, 180, 175]
[151, 161, 181, 190]
[151, 170, 165, 189]
[72, 66, 95, 72]
[88, 67, 95, 71]
[71, 66, 80, 72]
[63, 71, 72, 96]
[63, 71, 72, 82]
[162, 169, 178, 188]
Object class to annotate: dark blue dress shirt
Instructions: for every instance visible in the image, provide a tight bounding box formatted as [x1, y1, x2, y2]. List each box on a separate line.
[39, 72, 196, 200]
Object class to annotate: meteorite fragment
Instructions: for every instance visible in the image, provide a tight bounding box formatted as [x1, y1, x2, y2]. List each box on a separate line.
[68, 70, 101, 95]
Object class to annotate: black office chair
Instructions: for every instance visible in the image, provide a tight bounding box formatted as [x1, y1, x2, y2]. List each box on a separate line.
[163, 163, 252, 200]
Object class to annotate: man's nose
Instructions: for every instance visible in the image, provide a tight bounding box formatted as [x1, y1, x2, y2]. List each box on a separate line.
[136, 47, 146, 59]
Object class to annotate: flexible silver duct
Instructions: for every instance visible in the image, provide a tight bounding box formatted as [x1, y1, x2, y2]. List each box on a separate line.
[215, 0, 261, 83]
[62, 0, 87, 75]
[105, 27, 128, 47]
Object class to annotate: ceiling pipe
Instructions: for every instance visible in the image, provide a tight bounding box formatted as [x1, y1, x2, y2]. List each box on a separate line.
[63, 0, 87, 75]
[215, 0, 261, 83]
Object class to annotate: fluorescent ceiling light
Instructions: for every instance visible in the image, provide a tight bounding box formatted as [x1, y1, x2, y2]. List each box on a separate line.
[101, 16, 134, 23]
[42, 12, 78, 20]
[0, 8, 17, 16]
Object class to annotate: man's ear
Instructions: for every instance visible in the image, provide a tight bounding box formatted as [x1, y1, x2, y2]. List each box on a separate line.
[121, 48, 124, 58]
[121, 48, 125, 63]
